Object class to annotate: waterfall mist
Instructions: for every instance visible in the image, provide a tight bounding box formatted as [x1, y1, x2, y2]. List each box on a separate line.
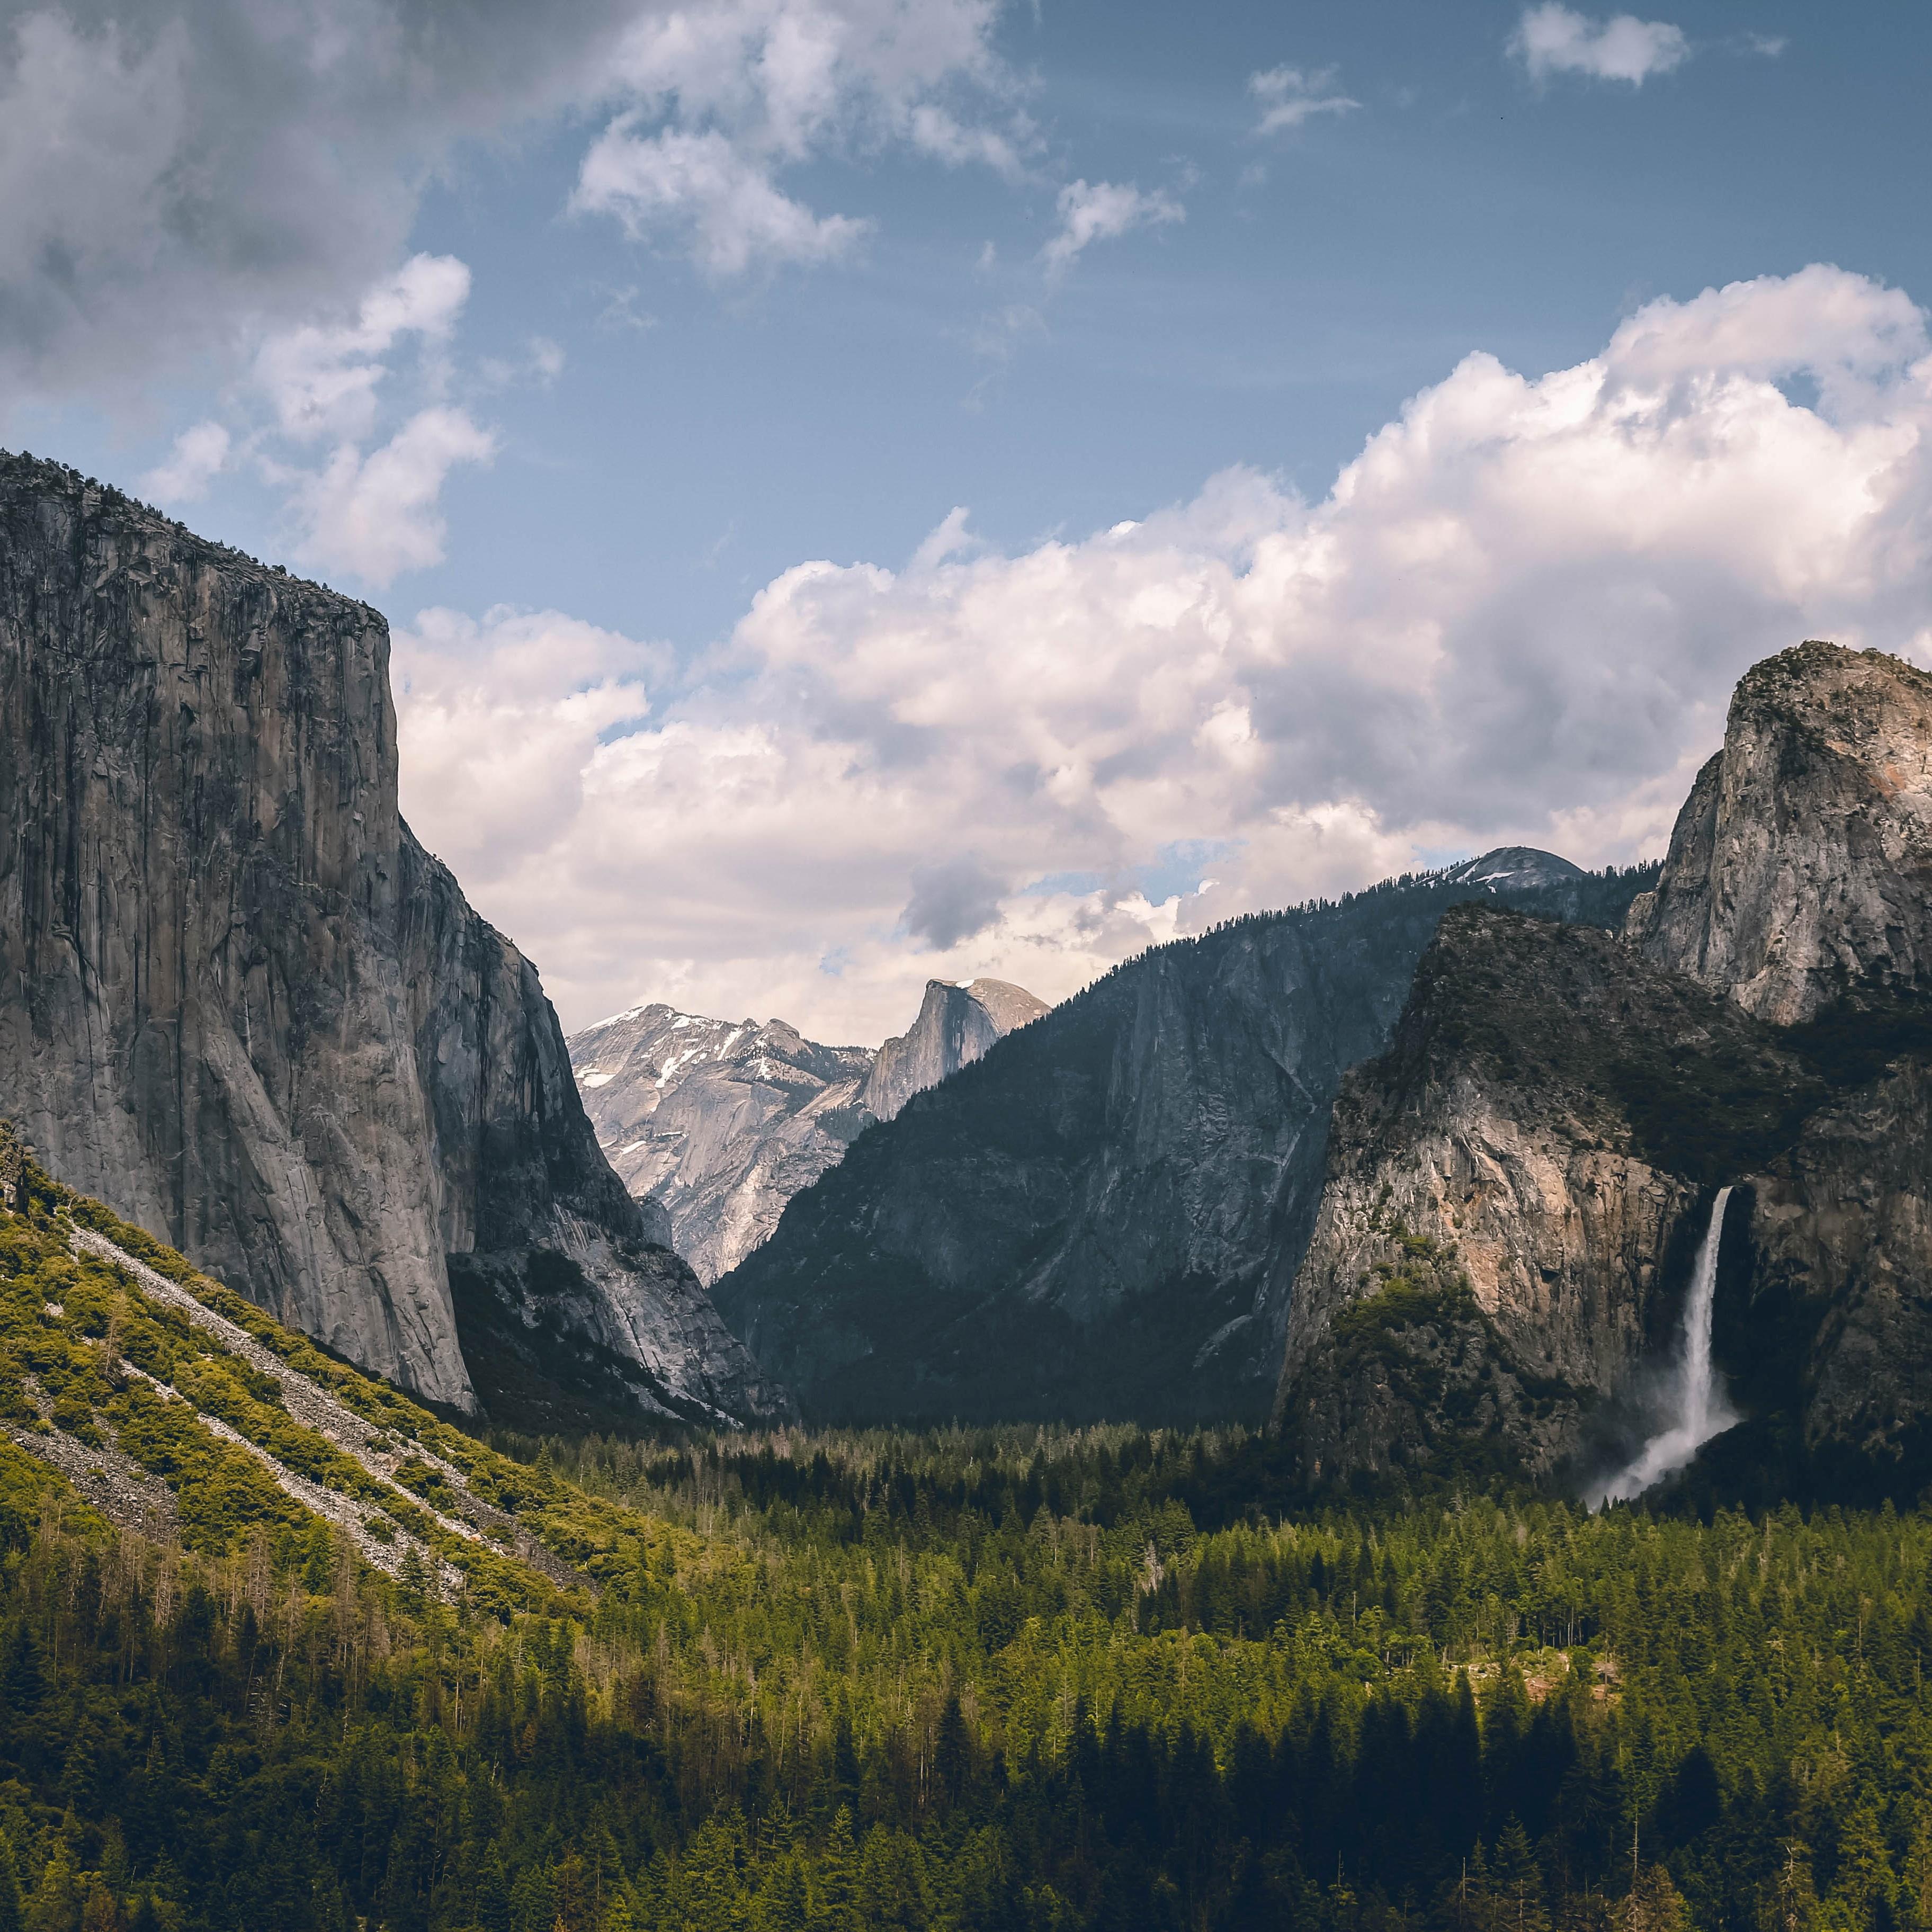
[1590, 1186, 1738, 1506]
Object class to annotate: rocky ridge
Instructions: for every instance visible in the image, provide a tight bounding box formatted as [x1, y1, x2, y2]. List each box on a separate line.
[861, 978, 1049, 1123]
[1627, 642, 1932, 1022]
[1274, 643, 1932, 1500]
[567, 977, 1044, 1284]
[568, 1008, 874, 1285]
[713, 855, 1655, 1425]
[0, 452, 781, 1429]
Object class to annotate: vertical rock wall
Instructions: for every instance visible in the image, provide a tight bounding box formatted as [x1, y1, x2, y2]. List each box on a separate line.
[0, 452, 782, 1425]
[1627, 642, 1932, 1022]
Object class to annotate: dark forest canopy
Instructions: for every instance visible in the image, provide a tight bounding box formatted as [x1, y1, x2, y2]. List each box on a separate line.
[0, 1143, 1924, 1932]
[0, 1414, 1928, 1930]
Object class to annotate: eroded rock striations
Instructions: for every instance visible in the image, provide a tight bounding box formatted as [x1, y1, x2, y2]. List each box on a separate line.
[1627, 642, 1932, 1022]
[714, 856, 1653, 1425]
[0, 452, 783, 1428]
[567, 978, 1045, 1284]
[1276, 642, 1932, 1499]
[568, 1007, 875, 1284]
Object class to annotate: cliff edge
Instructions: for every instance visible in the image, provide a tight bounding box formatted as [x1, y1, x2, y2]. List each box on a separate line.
[0, 451, 784, 1428]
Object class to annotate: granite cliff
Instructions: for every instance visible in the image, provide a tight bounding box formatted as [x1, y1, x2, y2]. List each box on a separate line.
[1275, 643, 1932, 1501]
[1626, 641, 1932, 1021]
[861, 978, 1048, 1123]
[568, 1008, 874, 1285]
[0, 452, 783, 1429]
[713, 855, 1655, 1424]
[566, 978, 1044, 1284]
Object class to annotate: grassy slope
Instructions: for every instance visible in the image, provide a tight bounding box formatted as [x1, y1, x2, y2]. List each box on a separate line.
[0, 1137, 709, 1617]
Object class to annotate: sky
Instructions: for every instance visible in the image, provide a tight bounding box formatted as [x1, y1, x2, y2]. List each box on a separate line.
[6, 0, 1932, 1043]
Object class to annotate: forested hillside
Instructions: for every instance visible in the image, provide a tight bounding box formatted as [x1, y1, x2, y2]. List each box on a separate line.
[0, 1131, 1927, 1932]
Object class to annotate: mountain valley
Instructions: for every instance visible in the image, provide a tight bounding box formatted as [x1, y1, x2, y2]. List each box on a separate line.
[567, 977, 1045, 1283]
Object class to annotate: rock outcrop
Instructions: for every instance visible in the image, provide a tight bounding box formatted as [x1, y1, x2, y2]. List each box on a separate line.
[567, 977, 1045, 1284]
[1626, 642, 1932, 1022]
[713, 856, 1654, 1425]
[568, 1007, 874, 1284]
[861, 978, 1048, 1123]
[1277, 642, 1932, 1500]
[1269, 905, 1817, 1484]
[0, 451, 783, 1427]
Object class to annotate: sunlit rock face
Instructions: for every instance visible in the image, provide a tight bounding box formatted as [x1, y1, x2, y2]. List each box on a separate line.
[569, 1007, 876, 1286]
[0, 452, 785, 1428]
[1627, 642, 1932, 1024]
[1269, 905, 1776, 1487]
[861, 979, 1049, 1125]
[567, 978, 1046, 1287]
[1278, 643, 1932, 1502]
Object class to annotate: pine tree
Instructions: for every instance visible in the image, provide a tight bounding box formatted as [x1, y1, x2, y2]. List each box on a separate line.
[814, 1810, 858, 1932]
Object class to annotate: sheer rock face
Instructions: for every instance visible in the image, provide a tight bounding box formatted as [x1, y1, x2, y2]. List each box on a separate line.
[714, 859, 1653, 1426]
[1626, 642, 1932, 1023]
[1271, 907, 1782, 1483]
[1737, 1059, 1932, 1475]
[568, 1006, 875, 1285]
[1277, 643, 1932, 1495]
[0, 453, 781, 1425]
[860, 979, 1047, 1123]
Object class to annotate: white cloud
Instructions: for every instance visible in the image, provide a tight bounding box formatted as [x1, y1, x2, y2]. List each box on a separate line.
[1041, 180, 1185, 278]
[575, 123, 871, 274]
[139, 419, 229, 503]
[291, 407, 497, 588]
[0, 1, 1024, 397]
[393, 265, 1932, 1043]
[1511, 4, 1690, 84]
[0, 1, 633, 402]
[1248, 65, 1359, 136]
[254, 254, 471, 444]
[574, 0, 1027, 277]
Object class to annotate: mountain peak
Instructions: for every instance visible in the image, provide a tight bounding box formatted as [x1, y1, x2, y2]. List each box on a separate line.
[1436, 846, 1586, 891]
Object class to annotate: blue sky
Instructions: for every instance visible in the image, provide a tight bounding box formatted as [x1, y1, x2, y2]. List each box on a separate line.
[7, 1, 1932, 1037]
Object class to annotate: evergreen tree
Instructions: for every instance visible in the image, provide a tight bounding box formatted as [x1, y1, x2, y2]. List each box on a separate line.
[815, 1810, 858, 1932]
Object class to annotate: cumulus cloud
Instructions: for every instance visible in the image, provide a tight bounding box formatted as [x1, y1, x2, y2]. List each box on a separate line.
[139, 420, 230, 504]
[0, 0, 634, 401]
[254, 254, 471, 444]
[575, 123, 871, 274]
[392, 266, 1932, 1042]
[1248, 65, 1359, 136]
[1511, 4, 1690, 84]
[1041, 180, 1185, 278]
[290, 407, 497, 588]
[144, 253, 498, 587]
[0, 0, 1023, 398]
[574, 0, 1026, 276]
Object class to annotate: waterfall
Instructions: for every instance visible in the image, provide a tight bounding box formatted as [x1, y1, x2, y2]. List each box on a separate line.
[1592, 1186, 1738, 1506]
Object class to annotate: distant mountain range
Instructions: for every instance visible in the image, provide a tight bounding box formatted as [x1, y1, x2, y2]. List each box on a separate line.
[711, 850, 1655, 1425]
[567, 978, 1045, 1282]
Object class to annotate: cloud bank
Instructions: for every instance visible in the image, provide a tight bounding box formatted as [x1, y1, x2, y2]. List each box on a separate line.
[0, 0, 1024, 400]
[393, 265, 1932, 1042]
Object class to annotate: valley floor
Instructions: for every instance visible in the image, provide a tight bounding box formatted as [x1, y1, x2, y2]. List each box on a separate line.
[0, 1405, 1926, 1931]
